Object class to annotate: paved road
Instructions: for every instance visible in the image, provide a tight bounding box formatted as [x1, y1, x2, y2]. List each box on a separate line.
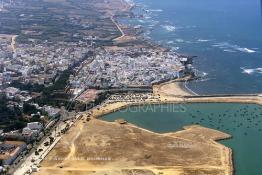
[13, 119, 73, 175]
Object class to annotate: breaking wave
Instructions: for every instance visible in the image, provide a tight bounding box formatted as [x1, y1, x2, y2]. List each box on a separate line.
[241, 67, 262, 75]
[171, 47, 180, 51]
[212, 42, 257, 53]
[148, 9, 163, 12]
[138, 19, 145, 23]
[162, 25, 176, 32]
[175, 39, 184, 43]
[166, 41, 174, 44]
[197, 39, 210, 42]
[236, 48, 256, 53]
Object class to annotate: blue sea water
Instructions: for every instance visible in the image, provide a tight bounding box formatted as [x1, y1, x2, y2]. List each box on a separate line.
[124, 0, 262, 94]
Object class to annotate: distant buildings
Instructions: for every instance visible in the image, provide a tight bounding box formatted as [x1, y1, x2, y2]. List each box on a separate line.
[4, 87, 20, 99]
[0, 39, 91, 88]
[70, 47, 189, 89]
[0, 141, 26, 165]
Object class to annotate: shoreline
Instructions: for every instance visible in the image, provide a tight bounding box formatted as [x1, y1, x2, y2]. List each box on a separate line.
[153, 77, 198, 97]
[183, 80, 199, 96]
[113, 0, 201, 94]
[35, 118, 234, 175]
[27, 0, 259, 175]
[88, 89, 262, 120]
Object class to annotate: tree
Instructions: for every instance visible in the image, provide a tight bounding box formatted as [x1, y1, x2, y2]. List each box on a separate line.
[23, 103, 38, 115]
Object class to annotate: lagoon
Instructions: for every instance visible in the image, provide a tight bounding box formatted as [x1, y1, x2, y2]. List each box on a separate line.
[102, 103, 262, 175]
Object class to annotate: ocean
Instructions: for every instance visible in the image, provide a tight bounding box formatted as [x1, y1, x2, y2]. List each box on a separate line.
[122, 0, 262, 95]
[113, 1, 262, 174]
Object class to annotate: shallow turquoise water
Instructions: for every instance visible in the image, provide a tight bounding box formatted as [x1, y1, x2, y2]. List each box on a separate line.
[123, 0, 262, 94]
[102, 103, 262, 175]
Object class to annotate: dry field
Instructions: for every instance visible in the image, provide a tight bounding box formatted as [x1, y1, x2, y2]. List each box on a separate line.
[35, 119, 232, 175]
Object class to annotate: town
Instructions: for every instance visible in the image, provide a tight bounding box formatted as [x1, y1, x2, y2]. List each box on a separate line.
[70, 47, 193, 89]
[1, 39, 92, 86]
[0, 0, 195, 174]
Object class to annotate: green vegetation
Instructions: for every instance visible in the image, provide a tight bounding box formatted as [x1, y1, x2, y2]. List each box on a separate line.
[0, 95, 44, 132]
[10, 81, 45, 93]
[0, 94, 24, 131]
[42, 70, 71, 96]
[33, 69, 72, 107]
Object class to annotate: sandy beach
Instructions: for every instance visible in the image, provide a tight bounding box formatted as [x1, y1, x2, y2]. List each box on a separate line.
[86, 80, 262, 120]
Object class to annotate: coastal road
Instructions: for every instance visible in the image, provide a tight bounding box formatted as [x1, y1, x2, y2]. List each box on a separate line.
[110, 16, 125, 41]
[13, 113, 82, 175]
[13, 121, 65, 175]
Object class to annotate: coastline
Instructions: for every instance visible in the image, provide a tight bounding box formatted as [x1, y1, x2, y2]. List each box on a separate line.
[7, 0, 262, 174]
[88, 89, 262, 120]
[30, 0, 261, 175]
[114, 0, 200, 96]
[183, 80, 199, 96]
[35, 115, 234, 175]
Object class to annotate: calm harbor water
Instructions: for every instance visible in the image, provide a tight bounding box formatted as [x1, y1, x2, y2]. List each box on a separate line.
[123, 0, 262, 94]
[102, 103, 262, 175]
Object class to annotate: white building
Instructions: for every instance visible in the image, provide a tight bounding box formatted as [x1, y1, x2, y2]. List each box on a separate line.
[27, 122, 43, 131]
[4, 87, 20, 99]
[22, 122, 43, 136]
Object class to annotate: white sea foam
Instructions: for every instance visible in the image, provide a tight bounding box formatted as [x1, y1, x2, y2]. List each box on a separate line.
[212, 42, 257, 54]
[149, 20, 159, 26]
[185, 25, 197, 29]
[194, 71, 211, 82]
[124, 0, 134, 5]
[124, 0, 134, 3]
[148, 9, 163, 12]
[196, 77, 211, 82]
[223, 49, 236, 53]
[143, 31, 151, 37]
[202, 72, 208, 76]
[166, 41, 174, 44]
[197, 39, 210, 42]
[171, 47, 180, 51]
[241, 67, 262, 75]
[175, 39, 184, 43]
[185, 41, 195, 44]
[162, 25, 176, 32]
[144, 15, 152, 19]
[138, 19, 145, 23]
[144, 36, 151, 40]
[236, 48, 256, 53]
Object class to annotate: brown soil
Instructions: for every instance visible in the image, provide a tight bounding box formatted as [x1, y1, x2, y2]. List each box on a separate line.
[35, 119, 232, 175]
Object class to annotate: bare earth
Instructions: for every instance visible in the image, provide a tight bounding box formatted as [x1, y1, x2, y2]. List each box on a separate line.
[35, 119, 232, 175]
[33, 80, 262, 175]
